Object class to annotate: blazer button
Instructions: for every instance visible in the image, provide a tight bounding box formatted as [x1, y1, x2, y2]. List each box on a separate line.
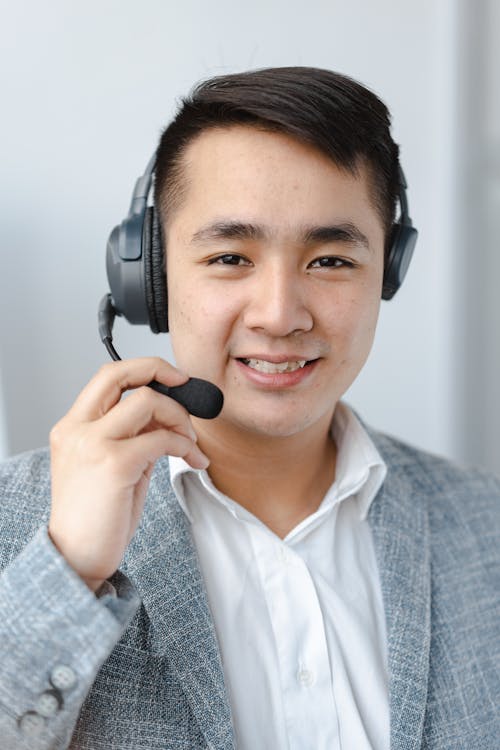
[49, 664, 77, 691]
[18, 711, 46, 737]
[35, 689, 64, 717]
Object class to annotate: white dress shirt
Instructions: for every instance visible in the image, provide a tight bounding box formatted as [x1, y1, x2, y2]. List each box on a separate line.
[169, 401, 389, 750]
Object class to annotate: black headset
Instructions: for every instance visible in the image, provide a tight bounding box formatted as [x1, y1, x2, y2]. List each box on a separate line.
[103, 153, 417, 332]
[98, 152, 417, 418]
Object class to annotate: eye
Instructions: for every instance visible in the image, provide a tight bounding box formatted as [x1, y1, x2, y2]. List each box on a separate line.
[308, 256, 354, 269]
[207, 253, 252, 266]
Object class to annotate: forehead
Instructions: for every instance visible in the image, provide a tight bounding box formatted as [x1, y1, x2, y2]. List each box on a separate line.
[166, 125, 383, 242]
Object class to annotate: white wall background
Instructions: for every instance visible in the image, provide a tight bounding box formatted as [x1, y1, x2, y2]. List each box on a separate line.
[456, 0, 500, 473]
[0, 0, 497, 471]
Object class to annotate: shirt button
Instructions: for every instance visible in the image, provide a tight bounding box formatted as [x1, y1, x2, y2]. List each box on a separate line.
[35, 689, 63, 717]
[297, 668, 315, 687]
[18, 711, 46, 737]
[50, 664, 77, 691]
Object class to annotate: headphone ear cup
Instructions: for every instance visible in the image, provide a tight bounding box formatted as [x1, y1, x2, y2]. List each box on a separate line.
[382, 222, 418, 300]
[106, 218, 149, 325]
[143, 207, 169, 332]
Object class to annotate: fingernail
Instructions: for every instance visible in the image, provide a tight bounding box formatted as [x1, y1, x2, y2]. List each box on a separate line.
[196, 452, 210, 470]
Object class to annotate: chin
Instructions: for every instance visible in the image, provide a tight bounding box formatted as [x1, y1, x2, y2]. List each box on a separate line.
[223, 405, 332, 440]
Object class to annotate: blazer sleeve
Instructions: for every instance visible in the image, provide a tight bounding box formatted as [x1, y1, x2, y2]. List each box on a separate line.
[0, 525, 140, 749]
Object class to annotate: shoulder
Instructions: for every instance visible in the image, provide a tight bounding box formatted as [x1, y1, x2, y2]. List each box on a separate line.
[0, 445, 51, 483]
[369, 427, 500, 533]
[0, 447, 52, 567]
[371, 427, 500, 488]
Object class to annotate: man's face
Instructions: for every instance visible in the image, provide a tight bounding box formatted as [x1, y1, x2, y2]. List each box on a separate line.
[164, 125, 385, 440]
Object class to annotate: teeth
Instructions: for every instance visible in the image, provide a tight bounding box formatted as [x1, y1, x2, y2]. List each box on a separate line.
[242, 359, 307, 373]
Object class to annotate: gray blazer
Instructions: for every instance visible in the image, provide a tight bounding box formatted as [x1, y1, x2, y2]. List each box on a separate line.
[0, 428, 499, 749]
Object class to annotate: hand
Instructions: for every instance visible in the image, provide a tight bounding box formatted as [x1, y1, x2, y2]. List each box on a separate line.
[48, 358, 209, 592]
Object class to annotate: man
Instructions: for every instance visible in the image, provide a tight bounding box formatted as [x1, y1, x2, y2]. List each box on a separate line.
[0, 67, 498, 750]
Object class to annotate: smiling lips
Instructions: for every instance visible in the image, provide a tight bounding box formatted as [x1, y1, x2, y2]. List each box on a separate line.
[240, 358, 308, 374]
[235, 356, 319, 387]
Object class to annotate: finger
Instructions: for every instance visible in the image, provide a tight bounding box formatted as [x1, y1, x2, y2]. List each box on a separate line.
[115, 429, 209, 478]
[97, 386, 196, 441]
[70, 358, 189, 422]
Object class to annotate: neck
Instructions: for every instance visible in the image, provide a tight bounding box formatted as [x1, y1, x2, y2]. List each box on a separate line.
[193, 410, 337, 538]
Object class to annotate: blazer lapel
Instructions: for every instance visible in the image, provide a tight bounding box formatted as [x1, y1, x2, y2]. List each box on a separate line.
[367, 432, 431, 750]
[122, 456, 234, 750]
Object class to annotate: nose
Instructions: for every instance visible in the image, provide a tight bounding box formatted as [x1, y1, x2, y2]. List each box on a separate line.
[243, 262, 314, 337]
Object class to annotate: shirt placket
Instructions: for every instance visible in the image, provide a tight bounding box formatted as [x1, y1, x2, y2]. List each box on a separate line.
[249, 527, 341, 750]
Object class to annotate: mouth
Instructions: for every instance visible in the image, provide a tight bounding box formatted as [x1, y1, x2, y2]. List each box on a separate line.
[237, 358, 316, 374]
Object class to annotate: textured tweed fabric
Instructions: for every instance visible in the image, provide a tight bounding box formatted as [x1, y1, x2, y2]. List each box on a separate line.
[0, 427, 498, 749]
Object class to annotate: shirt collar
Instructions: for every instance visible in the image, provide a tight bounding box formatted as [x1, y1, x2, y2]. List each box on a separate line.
[331, 402, 387, 520]
[169, 401, 387, 525]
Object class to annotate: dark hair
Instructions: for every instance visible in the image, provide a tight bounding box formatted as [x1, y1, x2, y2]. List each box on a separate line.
[154, 66, 400, 245]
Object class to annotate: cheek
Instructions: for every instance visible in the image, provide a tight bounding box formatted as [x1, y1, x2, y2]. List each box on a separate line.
[169, 290, 199, 330]
[325, 290, 381, 359]
[170, 286, 236, 332]
[167, 279, 240, 370]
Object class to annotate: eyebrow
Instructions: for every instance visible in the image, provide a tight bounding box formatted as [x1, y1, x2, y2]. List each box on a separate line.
[190, 220, 370, 249]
